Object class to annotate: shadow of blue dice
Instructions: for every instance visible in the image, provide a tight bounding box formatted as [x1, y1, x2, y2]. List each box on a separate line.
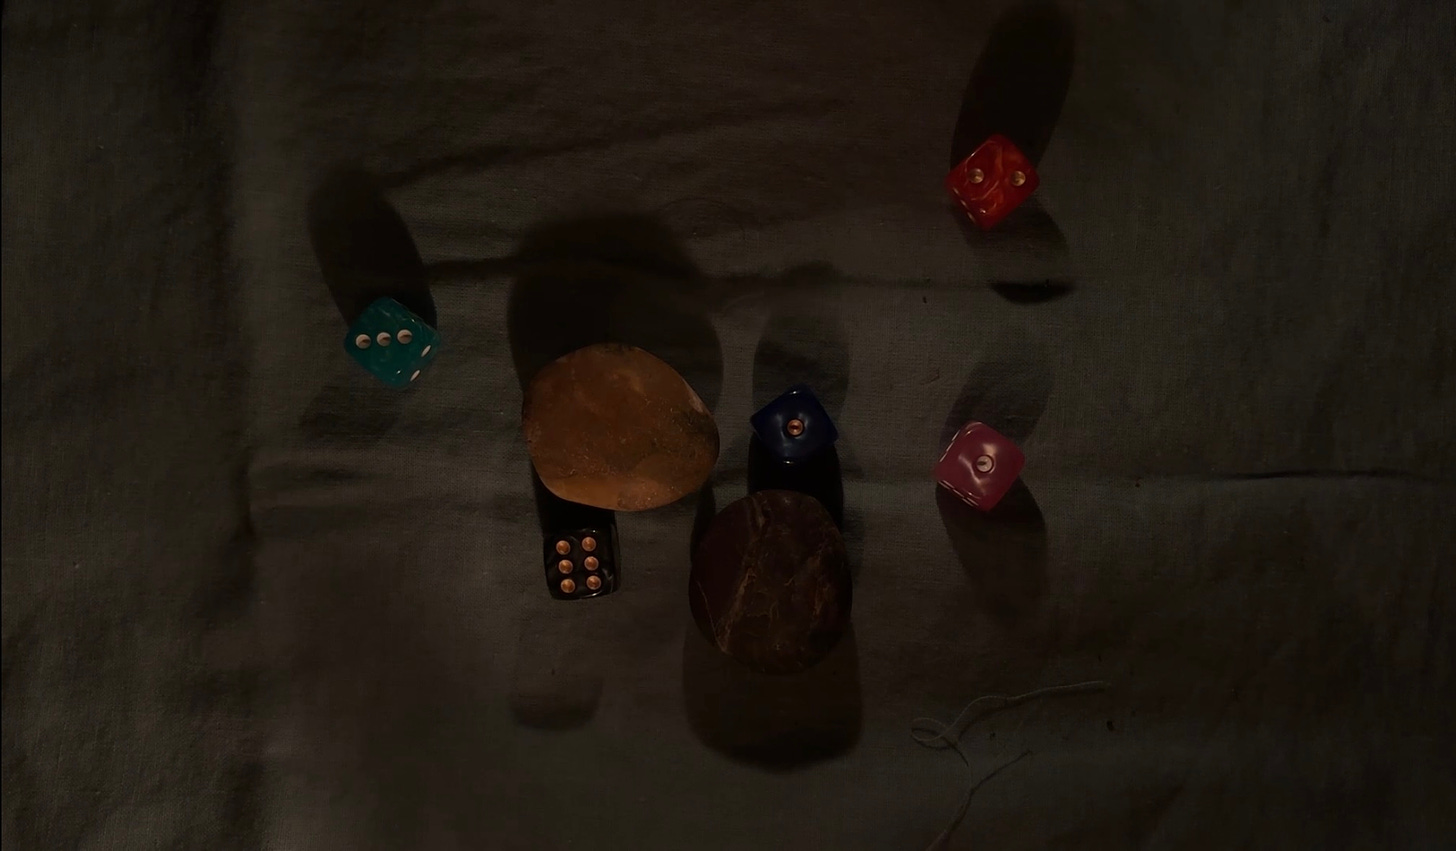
[750, 384, 838, 461]
[344, 298, 440, 387]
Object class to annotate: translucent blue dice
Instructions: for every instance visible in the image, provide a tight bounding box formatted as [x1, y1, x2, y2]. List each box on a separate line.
[344, 297, 440, 387]
[749, 384, 838, 462]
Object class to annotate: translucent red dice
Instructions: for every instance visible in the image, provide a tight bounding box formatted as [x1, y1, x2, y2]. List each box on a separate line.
[946, 134, 1040, 230]
[934, 421, 1025, 512]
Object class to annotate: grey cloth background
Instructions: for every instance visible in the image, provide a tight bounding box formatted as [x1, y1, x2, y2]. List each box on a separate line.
[3, 0, 1454, 848]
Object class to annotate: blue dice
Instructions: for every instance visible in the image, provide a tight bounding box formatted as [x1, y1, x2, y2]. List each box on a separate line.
[750, 384, 838, 462]
[344, 297, 440, 387]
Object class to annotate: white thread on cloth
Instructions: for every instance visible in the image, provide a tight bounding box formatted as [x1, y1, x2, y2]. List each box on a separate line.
[911, 680, 1112, 850]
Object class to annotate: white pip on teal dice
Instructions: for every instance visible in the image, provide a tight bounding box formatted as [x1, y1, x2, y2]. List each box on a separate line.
[344, 297, 440, 387]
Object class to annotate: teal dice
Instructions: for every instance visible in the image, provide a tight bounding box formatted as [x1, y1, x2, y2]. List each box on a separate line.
[344, 297, 440, 387]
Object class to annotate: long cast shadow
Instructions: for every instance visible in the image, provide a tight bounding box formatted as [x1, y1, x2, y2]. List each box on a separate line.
[937, 482, 1049, 625]
[681, 624, 861, 771]
[300, 165, 437, 442]
[506, 215, 720, 400]
[948, 0, 1076, 170]
[506, 214, 723, 730]
[682, 285, 862, 771]
[936, 338, 1053, 450]
[745, 301, 851, 540]
[308, 166, 436, 327]
[746, 277, 863, 555]
[936, 338, 1053, 625]
[949, 1, 1077, 301]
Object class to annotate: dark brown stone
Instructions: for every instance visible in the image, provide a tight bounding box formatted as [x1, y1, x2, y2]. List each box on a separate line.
[689, 490, 851, 675]
[522, 343, 719, 511]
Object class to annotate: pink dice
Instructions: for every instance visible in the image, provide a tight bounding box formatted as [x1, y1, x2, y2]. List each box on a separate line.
[934, 421, 1025, 512]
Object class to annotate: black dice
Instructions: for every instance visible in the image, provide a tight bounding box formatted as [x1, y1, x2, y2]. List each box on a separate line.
[545, 527, 618, 600]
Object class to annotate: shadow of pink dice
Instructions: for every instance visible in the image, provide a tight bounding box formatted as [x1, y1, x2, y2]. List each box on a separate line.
[934, 421, 1025, 512]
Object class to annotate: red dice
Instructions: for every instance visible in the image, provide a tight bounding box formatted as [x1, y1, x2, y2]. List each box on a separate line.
[934, 421, 1025, 512]
[946, 134, 1040, 230]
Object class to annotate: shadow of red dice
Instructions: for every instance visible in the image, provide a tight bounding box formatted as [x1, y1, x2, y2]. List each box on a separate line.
[946, 135, 1040, 230]
[934, 421, 1025, 512]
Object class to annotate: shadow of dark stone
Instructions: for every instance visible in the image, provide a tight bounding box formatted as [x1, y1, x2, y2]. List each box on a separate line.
[675, 286, 863, 770]
[839, 503, 866, 581]
[681, 623, 862, 771]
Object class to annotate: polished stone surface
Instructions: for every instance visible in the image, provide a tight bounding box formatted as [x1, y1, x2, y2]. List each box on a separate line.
[522, 343, 719, 511]
[689, 490, 851, 675]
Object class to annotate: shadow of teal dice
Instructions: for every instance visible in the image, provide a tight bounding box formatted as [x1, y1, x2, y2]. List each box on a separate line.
[344, 298, 440, 387]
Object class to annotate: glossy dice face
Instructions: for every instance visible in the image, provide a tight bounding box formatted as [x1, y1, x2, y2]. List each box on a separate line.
[946, 134, 1040, 230]
[344, 297, 440, 387]
[545, 527, 618, 600]
[750, 384, 839, 462]
[934, 421, 1025, 512]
